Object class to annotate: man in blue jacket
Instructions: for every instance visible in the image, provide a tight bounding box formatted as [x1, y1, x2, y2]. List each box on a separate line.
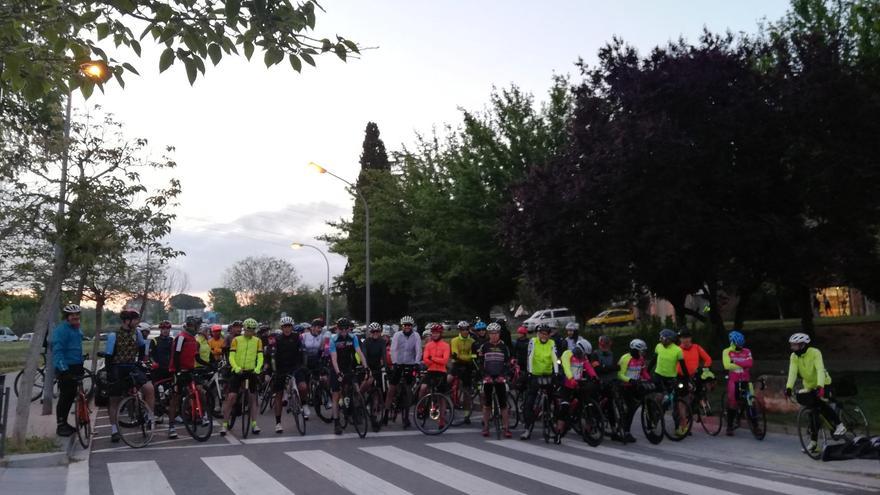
[53, 304, 84, 436]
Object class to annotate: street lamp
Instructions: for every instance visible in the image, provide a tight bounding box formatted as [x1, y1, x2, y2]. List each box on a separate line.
[307, 162, 371, 324]
[291, 242, 331, 328]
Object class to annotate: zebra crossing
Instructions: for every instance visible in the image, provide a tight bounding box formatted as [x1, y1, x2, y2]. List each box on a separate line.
[91, 439, 876, 495]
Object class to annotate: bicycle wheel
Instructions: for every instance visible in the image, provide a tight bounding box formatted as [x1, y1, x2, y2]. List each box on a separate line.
[493, 395, 502, 440]
[15, 368, 45, 402]
[610, 395, 629, 442]
[181, 388, 212, 442]
[414, 393, 452, 435]
[663, 398, 692, 441]
[580, 399, 605, 447]
[240, 389, 251, 439]
[315, 384, 334, 424]
[206, 384, 224, 419]
[289, 387, 306, 436]
[542, 399, 555, 444]
[117, 396, 154, 448]
[75, 392, 91, 449]
[259, 385, 273, 415]
[840, 401, 869, 438]
[797, 407, 825, 460]
[697, 389, 723, 436]
[641, 397, 664, 444]
[507, 393, 520, 429]
[349, 391, 369, 438]
[746, 397, 766, 440]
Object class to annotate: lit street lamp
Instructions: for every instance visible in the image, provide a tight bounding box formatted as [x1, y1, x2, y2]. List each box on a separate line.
[291, 242, 331, 328]
[308, 162, 371, 324]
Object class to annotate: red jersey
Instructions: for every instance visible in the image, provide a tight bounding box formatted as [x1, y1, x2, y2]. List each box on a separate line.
[169, 332, 200, 372]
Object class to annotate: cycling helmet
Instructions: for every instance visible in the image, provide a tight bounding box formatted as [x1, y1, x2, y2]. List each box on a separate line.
[536, 323, 551, 333]
[368, 322, 381, 332]
[629, 338, 648, 351]
[336, 317, 353, 329]
[310, 318, 324, 327]
[353, 328, 364, 337]
[137, 322, 151, 333]
[242, 318, 258, 330]
[516, 325, 528, 335]
[280, 316, 294, 326]
[565, 322, 579, 331]
[62, 304, 82, 315]
[422, 329, 432, 338]
[474, 321, 487, 331]
[382, 325, 394, 337]
[788, 332, 811, 344]
[486, 322, 501, 333]
[598, 335, 611, 347]
[677, 328, 692, 338]
[400, 315, 415, 325]
[198, 324, 210, 334]
[159, 320, 172, 329]
[728, 330, 745, 347]
[230, 320, 243, 327]
[659, 329, 676, 341]
[457, 320, 470, 330]
[211, 324, 222, 333]
[185, 316, 202, 328]
[120, 309, 141, 321]
[575, 339, 592, 356]
[259, 322, 271, 331]
[431, 323, 444, 333]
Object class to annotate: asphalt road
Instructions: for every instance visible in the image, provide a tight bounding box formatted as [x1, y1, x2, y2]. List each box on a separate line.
[86, 403, 880, 495]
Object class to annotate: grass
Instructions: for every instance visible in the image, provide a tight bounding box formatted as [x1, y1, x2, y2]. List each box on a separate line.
[0, 340, 105, 374]
[5, 435, 60, 455]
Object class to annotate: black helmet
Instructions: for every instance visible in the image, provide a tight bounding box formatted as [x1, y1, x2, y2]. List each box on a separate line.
[536, 323, 551, 333]
[336, 317, 352, 329]
[311, 318, 324, 327]
[120, 309, 141, 321]
[185, 316, 202, 329]
[677, 328, 692, 338]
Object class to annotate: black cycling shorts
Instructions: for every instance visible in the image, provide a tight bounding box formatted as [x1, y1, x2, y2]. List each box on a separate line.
[272, 368, 307, 392]
[424, 371, 449, 393]
[450, 363, 473, 386]
[229, 371, 259, 393]
[389, 365, 417, 386]
[108, 366, 148, 396]
[483, 378, 508, 406]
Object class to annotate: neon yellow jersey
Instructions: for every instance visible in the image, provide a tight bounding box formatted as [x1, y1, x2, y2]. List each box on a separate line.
[450, 335, 475, 364]
[654, 343, 683, 378]
[195, 334, 211, 368]
[786, 347, 831, 390]
[230, 335, 264, 372]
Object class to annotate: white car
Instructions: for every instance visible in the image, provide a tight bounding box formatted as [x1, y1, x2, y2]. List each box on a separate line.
[522, 308, 576, 331]
[0, 327, 20, 342]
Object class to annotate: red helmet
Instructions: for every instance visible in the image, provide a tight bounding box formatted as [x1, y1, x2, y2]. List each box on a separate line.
[430, 323, 444, 333]
[211, 325, 222, 333]
[517, 326, 528, 335]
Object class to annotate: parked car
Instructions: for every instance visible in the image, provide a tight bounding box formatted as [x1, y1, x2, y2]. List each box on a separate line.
[522, 308, 576, 330]
[19, 332, 34, 342]
[587, 308, 637, 328]
[441, 320, 457, 332]
[0, 327, 19, 342]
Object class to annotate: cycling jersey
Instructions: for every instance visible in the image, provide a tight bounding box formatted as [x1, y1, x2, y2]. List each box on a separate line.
[329, 333, 360, 372]
[527, 337, 558, 376]
[471, 336, 488, 356]
[723, 345, 753, 380]
[786, 347, 831, 391]
[195, 334, 211, 368]
[302, 331, 324, 361]
[149, 335, 173, 370]
[229, 335, 264, 372]
[617, 353, 650, 382]
[363, 337, 386, 370]
[561, 350, 597, 388]
[273, 332, 302, 371]
[565, 336, 585, 353]
[51, 321, 83, 372]
[654, 343, 683, 379]
[207, 336, 225, 361]
[390, 330, 421, 365]
[677, 343, 712, 377]
[423, 339, 451, 373]
[450, 335, 475, 364]
[513, 337, 530, 371]
[592, 349, 617, 383]
[169, 332, 203, 372]
[478, 341, 509, 378]
[106, 328, 146, 367]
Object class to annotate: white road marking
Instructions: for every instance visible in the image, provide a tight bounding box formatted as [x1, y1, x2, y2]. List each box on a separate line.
[287, 450, 411, 495]
[107, 461, 175, 495]
[202, 455, 294, 495]
[361, 445, 526, 495]
[241, 426, 479, 445]
[429, 442, 635, 495]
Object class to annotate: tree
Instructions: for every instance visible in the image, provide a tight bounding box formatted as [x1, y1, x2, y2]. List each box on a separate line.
[1, 0, 361, 100]
[168, 293, 206, 311]
[222, 256, 300, 306]
[208, 287, 242, 321]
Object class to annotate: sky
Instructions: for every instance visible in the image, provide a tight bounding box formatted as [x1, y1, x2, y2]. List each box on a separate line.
[80, 0, 791, 300]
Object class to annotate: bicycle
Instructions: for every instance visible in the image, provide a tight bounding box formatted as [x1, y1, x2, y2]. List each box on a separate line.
[795, 384, 869, 460]
[691, 372, 724, 436]
[337, 370, 368, 438]
[227, 373, 255, 439]
[655, 378, 693, 441]
[364, 367, 387, 431]
[598, 382, 629, 443]
[74, 373, 92, 449]
[639, 381, 664, 444]
[309, 366, 334, 424]
[728, 377, 766, 440]
[113, 368, 155, 448]
[202, 363, 228, 419]
[387, 364, 418, 428]
[525, 376, 557, 444]
[563, 381, 605, 446]
[16, 356, 95, 402]
[284, 372, 306, 436]
[415, 374, 454, 435]
[178, 371, 212, 442]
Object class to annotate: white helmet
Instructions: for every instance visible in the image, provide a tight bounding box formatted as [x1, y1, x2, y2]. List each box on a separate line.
[788, 332, 811, 344]
[457, 320, 470, 330]
[487, 322, 501, 333]
[565, 322, 579, 331]
[382, 325, 394, 337]
[629, 339, 648, 351]
[62, 304, 82, 315]
[137, 322, 151, 332]
[280, 316, 294, 326]
[575, 339, 592, 355]
[422, 329, 432, 338]
[368, 322, 381, 332]
[400, 315, 415, 325]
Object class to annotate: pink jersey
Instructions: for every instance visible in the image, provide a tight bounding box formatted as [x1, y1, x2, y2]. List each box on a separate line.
[723, 345, 753, 381]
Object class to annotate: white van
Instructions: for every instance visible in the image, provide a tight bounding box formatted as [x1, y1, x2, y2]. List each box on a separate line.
[0, 327, 19, 342]
[522, 308, 576, 330]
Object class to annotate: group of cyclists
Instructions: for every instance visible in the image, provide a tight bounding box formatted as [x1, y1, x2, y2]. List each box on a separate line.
[49, 303, 847, 455]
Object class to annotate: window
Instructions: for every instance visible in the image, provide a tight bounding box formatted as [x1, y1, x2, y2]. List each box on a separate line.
[554, 309, 571, 318]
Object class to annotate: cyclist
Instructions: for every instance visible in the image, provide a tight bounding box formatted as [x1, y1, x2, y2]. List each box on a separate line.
[106, 309, 155, 443]
[676, 328, 712, 388]
[470, 321, 488, 356]
[722, 330, 753, 436]
[592, 335, 618, 383]
[556, 339, 599, 439]
[221, 318, 263, 436]
[448, 321, 475, 424]
[329, 318, 367, 435]
[479, 322, 512, 437]
[138, 323, 152, 358]
[419, 323, 451, 427]
[520, 323, 559, 440]
[208, 325, 225, 363]
[223, 321, 242, 358]
[513, 325, 530, 392]
[616, 338, 651, 442]
[166, 317, 209, 439]
[384, 315, 422, 428]
[654, 328, 689, 437]
[361, 323, 387, 431]
[302, 318, 327, 417]
[549, 323, 566, 358]
[563, 322, 585, 352]
[52, 304, 84, 437]
[272, 316, 307, 432]
[785, 332, 843, 454]
[195, 325, 211, 369]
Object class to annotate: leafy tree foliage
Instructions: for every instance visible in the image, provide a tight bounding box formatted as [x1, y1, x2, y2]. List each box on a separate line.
[169, 293, 206, 311]
[222, 255, 300, 306]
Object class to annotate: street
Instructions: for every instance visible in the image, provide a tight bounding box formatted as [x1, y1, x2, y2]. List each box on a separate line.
[86, 406, 880, 495]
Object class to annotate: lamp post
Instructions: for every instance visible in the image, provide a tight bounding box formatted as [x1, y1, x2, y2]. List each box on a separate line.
[291, 242, 331, 327]
[308, 162, 371, 324]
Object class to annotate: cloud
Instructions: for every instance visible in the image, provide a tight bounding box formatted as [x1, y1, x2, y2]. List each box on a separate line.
[168, 202, 350, 293]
